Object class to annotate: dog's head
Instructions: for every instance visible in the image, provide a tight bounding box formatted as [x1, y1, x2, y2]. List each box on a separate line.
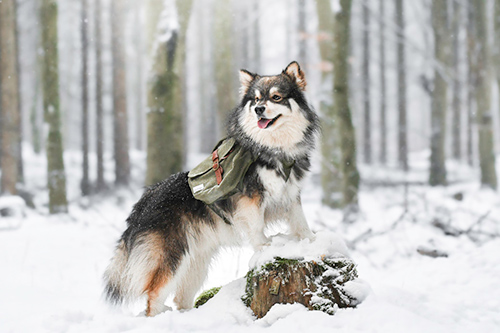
[233, 61, 318, 154]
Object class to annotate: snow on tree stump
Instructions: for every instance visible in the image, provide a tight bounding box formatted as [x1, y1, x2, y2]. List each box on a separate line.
[241, 232, 368, 318]
[242, 256, 359, 318]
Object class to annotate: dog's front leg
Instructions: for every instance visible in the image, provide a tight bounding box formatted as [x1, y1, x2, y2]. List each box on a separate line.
[234, 196, 269, 250]
[287, 199, 315, 241]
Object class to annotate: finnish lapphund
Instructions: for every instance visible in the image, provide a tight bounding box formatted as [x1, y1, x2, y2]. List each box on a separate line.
[104, 61, 319, 316]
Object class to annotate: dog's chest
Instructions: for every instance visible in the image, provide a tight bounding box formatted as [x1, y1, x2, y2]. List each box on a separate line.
[257, 166, 300, 205]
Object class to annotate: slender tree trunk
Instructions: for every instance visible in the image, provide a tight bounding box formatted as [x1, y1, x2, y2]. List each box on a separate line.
[176, 0, 193, 170]
[473, 0, 497, 189]
[14, 0, 23, 186]
[81, 0, 90, 196]
[466, 2, 476, 167]
[252, 0, 261, 72]
[239, 1, 249, 68]
[379, 0, 387, 165]
[495, 0, 500, 126]
[0, 0, 21, 195]
[31, 27, 43, 156]
[30, 64, 42, 155]
[333, 0, 360, 216]
[134, 1, 144, 151]
[214, 0, 236, 136]
[95, 0, 105, 191]
[395, 0, 407, 171]
[429, 0, 448, 186]
[317, 0, 342, 208]
[198, 2, 217, 153]
[297, 0, 307, 66]
[362, 2, 371, 164]
[145, 0, 193, 186]
[146, 0, 163, 54]
[111, 0, 130, 187]
[40, 0, 68, 213]
[451, 1, 461, 161]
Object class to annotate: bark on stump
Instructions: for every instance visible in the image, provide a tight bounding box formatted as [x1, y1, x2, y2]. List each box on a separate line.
[243, 257, 359, 318]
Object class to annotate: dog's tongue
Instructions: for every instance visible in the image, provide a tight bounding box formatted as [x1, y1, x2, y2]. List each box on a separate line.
[258, 118, 272, 129]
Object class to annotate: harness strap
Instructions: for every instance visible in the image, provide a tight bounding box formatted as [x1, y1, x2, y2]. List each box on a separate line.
[212, 150, 223, 185]
[282, 158, 296, 181]
[208, 203, 232, 225]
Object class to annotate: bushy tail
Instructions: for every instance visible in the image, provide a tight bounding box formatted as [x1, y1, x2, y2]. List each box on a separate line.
[103, 239, 146, 304]
[103, 240, 131, 304]
[103, 236, 167, 305]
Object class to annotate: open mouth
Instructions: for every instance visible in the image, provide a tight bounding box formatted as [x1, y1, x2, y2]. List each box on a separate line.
[257, 114, 282, 129]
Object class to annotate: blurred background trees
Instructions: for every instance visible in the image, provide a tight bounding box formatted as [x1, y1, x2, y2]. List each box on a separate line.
[40, 0, 68, 213]
[0, 0, 499, 218]
[317, 0, 342, 209]
[145, 0, 192, 186]
[429, 0, 449, 186]
[0, 0, 21, 195]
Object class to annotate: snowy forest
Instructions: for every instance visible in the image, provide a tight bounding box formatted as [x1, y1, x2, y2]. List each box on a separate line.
[1, 0, 500, 332]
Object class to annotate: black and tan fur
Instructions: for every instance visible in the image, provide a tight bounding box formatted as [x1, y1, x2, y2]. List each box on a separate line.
[104, 61, 319, 316]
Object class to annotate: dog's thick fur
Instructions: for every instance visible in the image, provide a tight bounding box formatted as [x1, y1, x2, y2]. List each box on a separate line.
[103, 61, 319, 316]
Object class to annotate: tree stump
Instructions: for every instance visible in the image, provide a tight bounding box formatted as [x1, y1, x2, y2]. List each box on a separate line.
[242, 256, 361, 318]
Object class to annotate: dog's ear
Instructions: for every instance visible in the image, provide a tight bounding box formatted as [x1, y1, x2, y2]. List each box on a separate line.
[239, 69, 256, 98]
[283, 61, 306, 91]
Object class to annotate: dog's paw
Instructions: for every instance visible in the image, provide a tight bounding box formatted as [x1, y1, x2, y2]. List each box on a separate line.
[293, 230, 316, 242]
[140, 304, 172, 317]
[305, 232, 316, 242]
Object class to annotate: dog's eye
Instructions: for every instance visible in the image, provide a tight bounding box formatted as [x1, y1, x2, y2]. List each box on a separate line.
[272, 95, 282, 102]
[255, 96, 260, 102]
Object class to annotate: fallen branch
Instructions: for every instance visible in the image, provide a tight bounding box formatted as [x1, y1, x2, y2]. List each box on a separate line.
[348, 211, 407, 249]
[416, 246, 448, 258]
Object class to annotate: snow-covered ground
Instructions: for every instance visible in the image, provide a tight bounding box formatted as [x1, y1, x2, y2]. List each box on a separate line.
[1, 148, 499, 332]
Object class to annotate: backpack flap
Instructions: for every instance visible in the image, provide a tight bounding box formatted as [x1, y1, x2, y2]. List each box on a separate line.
[187, 138, 236, 180]
[188, 138, 255, 205]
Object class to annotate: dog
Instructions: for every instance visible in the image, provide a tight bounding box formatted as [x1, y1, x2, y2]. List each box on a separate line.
[103, 61, 319, 316]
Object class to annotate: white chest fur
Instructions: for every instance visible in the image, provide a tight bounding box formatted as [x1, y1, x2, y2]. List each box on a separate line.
[257, 166, 301, 207]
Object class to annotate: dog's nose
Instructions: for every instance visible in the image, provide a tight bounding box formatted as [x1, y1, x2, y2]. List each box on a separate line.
[255, 105, 266, 116]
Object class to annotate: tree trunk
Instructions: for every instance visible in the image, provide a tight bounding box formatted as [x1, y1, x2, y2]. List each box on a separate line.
[466, 3, 475, 167]
[333, 0, 360, 216]
[317, 0, 342, 209]
[145, 0, 193, 186]
[243, 257, 360, 318]
[451, 1, 461, 161]
[495, 0, 500, 127]
[297, 0, 307, 66]
[111, 0, 131, 187]
[473, 0, 497, 189]
[81, 0, 90, 196]
[95, 0, 106, 192]
[429, 0, 448, 186]
[362, 2, 371, 164]
[214, 0, 236, 136]
[30, 63, 42, 155]
[395, 0, 407, 171]
[145, 0, 163, 54]
[14, 0, 24, 186]
[133, 1, 144, 151]
[40, 0, 68, 213]
[0, 0, 21, 195]
[198, 2, 217, 153]
[379, 0, 387, 165]
[238, 1, 250, 68]
[252, 0, 261, 72]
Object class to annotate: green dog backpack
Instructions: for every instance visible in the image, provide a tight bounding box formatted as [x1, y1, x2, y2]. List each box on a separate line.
[188, 138, 256, 205]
